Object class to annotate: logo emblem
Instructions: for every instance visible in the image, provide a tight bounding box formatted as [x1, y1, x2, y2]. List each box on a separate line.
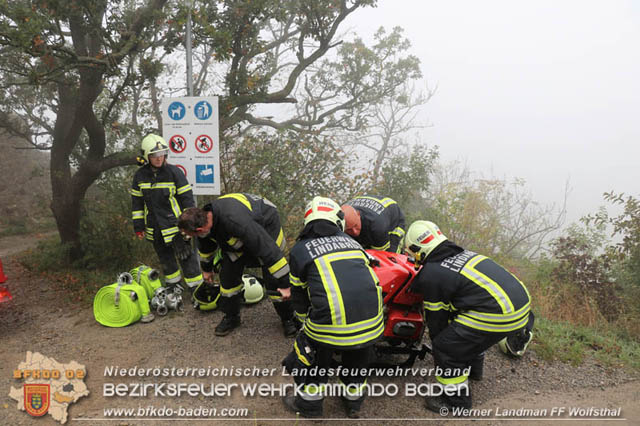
[24, 384, 50, 417]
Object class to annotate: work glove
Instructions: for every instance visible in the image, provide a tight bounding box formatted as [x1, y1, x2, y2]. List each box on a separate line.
[172, 235, 192, 260]
[135, 231, 144, 239]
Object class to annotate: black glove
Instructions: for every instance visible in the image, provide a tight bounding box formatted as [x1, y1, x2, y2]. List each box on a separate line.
[172, 235, 192, 260]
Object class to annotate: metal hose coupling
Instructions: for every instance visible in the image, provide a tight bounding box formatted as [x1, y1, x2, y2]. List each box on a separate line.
[151, 287, 169, 316]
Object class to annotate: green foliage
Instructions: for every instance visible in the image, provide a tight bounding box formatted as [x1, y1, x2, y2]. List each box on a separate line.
[533, 317, 640, 369]
[376, 143, 438, 219]
[213, 130, 367, 238]
[549, 222, 621, 321]
[423, 164, 564, 260]
[76, 168, 157, 271]
[584, 192, 640, 288]
[18, 238, 119, 305]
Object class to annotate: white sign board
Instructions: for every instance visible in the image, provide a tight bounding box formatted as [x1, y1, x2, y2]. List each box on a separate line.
[161, 96, 220, 195]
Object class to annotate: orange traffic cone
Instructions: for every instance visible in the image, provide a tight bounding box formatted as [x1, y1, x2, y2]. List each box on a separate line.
[0, 258, 7, 283]
[0, 285, 11, 303]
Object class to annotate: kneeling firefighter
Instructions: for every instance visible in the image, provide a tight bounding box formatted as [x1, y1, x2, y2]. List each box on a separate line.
[404, 220, 534, 412]
[178, 194, 296, 337]
[282, 197, 384, 418]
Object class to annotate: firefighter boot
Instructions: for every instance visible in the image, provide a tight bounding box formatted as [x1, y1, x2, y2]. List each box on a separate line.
[340, 397, 363, 419]
[425, 395, 453, 414]
[469, 354, 484, 381]
[425, 390, 472, 414]
[215, 315, 241, 336]
[273, 300, 298, 337]
[282, 394, 323, 418]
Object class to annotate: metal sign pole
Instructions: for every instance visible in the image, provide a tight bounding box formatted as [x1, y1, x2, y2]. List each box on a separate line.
[185, 1, 196, 205]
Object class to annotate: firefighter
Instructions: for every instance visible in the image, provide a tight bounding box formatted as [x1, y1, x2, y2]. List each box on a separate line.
[404, 220, 534, 412]
[177, 194, 297, 337]
[282, 196, 384, 418]
[341, 195, 406, 253]
[131, 134, 203, 295]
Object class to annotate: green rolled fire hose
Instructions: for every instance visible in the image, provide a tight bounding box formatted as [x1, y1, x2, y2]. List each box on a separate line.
[93, 273, 152, 327]
[130, 265, 162, 299]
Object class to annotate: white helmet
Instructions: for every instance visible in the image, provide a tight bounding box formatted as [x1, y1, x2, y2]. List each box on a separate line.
[303, 196, 344, 230]
[242, 275, 264, 304]
[404, 220, 447, 264]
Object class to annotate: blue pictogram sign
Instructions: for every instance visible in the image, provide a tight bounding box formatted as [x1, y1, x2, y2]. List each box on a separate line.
[167, 102, 186, 120]
[194, 101, 212, 120]
[196, 165, 215, 183]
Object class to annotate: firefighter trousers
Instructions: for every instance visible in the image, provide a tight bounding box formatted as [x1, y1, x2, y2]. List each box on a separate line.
[218, 253, 293, 321]
[151, 230, 202, 289]
[431, 314, 530, 409]
[282, 333, 372, 415]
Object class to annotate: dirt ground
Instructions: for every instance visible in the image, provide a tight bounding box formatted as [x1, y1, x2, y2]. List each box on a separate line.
[1, 234, 639, 425]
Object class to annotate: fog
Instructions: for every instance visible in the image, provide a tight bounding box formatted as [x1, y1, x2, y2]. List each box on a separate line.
[347, 0, 640, 226]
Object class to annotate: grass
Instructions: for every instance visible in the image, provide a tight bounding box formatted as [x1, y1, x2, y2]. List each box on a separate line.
[18, 235, 158, 305]
[0, 216, 56, 238]
[532, 316, 640, 370]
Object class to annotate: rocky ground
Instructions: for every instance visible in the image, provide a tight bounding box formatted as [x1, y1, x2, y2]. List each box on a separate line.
[1, 234, 639, 425]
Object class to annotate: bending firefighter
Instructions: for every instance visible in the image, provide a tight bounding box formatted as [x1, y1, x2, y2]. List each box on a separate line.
[341, 195, 406, 253]
[404, 220, 534, 412]
[178, 194, 297, 337]
[131, 134, 203, 296]
[282, 197, 384, 419]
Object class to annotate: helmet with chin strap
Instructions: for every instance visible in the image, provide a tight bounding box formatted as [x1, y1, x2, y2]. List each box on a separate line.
[303, 196, 345, 230]
[404, 220, 447, 264]
[140, 134, 169, 164]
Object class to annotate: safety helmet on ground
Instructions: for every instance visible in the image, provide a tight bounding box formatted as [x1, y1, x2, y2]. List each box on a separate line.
[498, 328, 533, 357]
[303, 196, 345, 230]
[404, 220, 447, 264]
[242, 274, 264, 304]
[192, 281, 220, 311]
[140, 134, 169, 163]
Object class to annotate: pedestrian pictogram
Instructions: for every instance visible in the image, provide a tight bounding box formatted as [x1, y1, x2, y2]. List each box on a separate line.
[168, 135, 187, 153]
[194, 101, 213, 120]
[195, 135, 214, 153]
[167, 102, 185, 120]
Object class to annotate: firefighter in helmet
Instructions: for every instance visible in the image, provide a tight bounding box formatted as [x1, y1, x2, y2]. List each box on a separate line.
[341, 195, 406, 253]
[130, 134, 203, 295]
[404, 220, 534, 412]
[178, 194, 297, 337]
[282, 196, 384, 418]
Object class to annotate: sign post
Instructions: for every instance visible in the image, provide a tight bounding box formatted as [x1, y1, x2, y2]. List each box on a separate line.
[162, 97, 220, 195]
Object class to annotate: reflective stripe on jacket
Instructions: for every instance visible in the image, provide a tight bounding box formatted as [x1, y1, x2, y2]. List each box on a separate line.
[197, 194, 288, 279]
[131, 163, 194, 244]
[289, 233, 383, 349]
[412, 249, 531, 335]
[346, 195, 406, 251]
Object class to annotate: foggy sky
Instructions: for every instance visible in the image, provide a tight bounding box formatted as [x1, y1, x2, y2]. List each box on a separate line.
[348, 0, 640, 225]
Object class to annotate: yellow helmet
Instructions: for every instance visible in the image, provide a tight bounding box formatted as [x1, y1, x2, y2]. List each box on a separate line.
[140, 134, 169, 163]
[404, 220, 447, 264]
[303, 196, 344, 230]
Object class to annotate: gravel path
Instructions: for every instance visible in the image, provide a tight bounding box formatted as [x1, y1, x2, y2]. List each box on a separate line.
[1, 235, 638, 425]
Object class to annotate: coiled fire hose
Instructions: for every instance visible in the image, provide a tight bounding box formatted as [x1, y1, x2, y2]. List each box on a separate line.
[93, 272, 153, 327]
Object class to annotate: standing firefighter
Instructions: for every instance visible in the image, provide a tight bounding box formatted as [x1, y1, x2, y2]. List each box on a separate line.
[282, 196, 384, 418]
[341, 195, 406, 253]
[131, 134, 203, 295]
[178, 194, 297, 337]
[404, 220, 534, 412]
